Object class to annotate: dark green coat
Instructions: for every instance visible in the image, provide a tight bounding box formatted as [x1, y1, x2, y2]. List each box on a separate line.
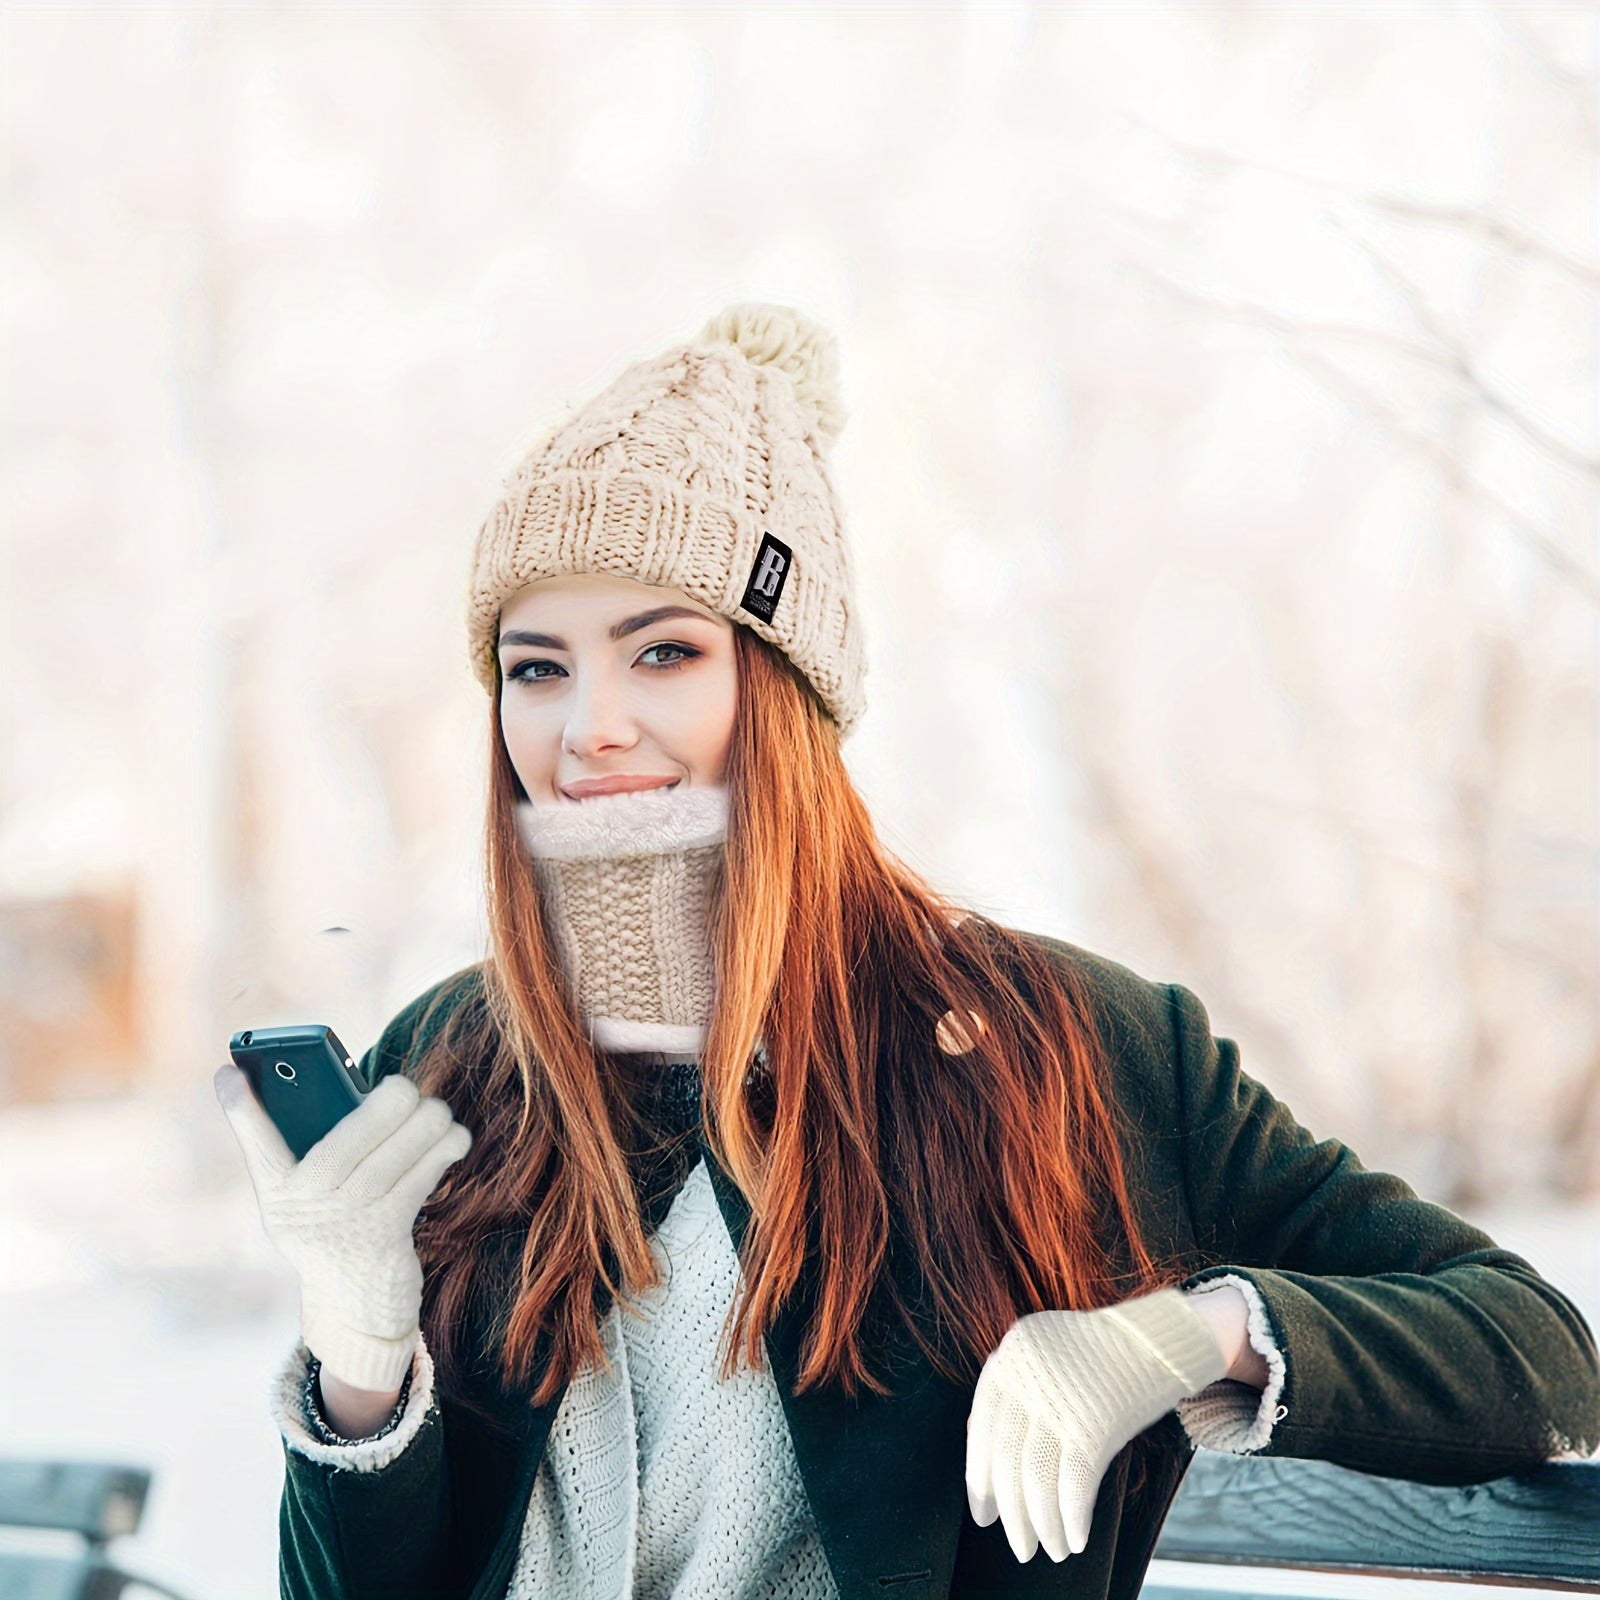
[277, 928, 1600, 1600]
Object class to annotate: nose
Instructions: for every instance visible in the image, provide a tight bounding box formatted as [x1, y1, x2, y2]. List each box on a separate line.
[561, 669, 639, 756]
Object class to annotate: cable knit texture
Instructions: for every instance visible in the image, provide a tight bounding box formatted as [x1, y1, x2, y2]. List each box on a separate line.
[967, 1287, 1229, 1556]
[507, 1152, 839, 1599]
[218, 1064, 472, 1393]
[515, 782, 728, 1055]
[464, 302, 869, 743]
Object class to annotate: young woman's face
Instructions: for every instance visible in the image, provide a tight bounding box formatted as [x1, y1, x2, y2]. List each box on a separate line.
[497, 572, 739, 804]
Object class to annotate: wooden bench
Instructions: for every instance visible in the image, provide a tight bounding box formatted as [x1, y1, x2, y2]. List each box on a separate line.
[1149, 1451, 1600, 1594]
[2, 1450, 1596, 1596]
[0, 1458, 193, 1600]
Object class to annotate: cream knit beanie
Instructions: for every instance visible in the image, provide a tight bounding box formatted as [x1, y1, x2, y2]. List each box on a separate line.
[465, 302, 868, 742]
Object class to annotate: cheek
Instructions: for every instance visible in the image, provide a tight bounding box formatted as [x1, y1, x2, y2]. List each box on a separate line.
[499, 703, 551, 764]
[640, 662, 732, 768]
[696, 671, 741, 765]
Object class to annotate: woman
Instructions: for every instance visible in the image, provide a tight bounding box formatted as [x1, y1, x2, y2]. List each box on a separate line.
[216, 303, 1600, 1600]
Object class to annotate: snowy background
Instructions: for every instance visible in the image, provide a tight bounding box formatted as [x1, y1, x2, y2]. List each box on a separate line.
[1, 3, 1596, 1596]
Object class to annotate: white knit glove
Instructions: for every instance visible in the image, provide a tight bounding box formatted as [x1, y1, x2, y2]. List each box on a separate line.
[965, 1286, 1228, 1563]
[214, 1062, 473, 1392]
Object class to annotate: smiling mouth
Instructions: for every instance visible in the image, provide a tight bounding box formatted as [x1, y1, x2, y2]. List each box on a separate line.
[560, 777, 682, 801]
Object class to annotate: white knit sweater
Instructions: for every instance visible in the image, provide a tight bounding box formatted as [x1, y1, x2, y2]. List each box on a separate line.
[268, 780, 1288, 1596]
[505, 1149, 840, 1599]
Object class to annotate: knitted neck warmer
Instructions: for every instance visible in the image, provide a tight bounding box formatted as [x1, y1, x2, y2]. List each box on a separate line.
[515, 782, 728, 1056]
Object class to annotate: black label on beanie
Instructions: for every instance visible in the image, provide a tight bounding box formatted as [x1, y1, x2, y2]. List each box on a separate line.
[741, 532, 792, 623]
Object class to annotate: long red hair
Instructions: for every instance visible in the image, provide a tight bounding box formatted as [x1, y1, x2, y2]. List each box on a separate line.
[408, 621, 1189, 1437]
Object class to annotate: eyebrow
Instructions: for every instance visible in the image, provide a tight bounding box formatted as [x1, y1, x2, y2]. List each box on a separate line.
[497, 605, 723, 652]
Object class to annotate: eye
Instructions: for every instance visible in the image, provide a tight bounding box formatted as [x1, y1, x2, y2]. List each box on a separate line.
[505, 657, 559, 684]
[504, 642, 702, 684]
[641, 642, 699, 672]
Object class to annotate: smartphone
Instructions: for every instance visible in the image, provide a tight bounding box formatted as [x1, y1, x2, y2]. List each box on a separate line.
[228, 1024, 370, 1162]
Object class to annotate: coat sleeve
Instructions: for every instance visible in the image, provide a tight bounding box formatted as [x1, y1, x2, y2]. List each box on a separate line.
[276, 1333, 454, 1600]
[1164, 979, 1600, 1485]
[274, 965, 483, 1600]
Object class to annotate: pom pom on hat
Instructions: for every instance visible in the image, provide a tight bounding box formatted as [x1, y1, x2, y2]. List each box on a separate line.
[696, 302, 848, 451]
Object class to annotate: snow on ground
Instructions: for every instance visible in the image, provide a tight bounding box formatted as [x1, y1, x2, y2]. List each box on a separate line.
[1, 1093, 1597, 1600]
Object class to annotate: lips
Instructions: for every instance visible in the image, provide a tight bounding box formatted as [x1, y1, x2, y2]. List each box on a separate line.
[560, 775, 680, 800]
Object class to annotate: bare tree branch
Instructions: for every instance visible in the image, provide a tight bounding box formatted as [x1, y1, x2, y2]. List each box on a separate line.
[1323, 208, 1599, 479]
[1110, 255, 1600, 608]
[1358, 194, 1600, 290]
[1488, 0, 1600, 146]
[1120, 108, 1600, 284]
[1028, 638, 1319, 1108]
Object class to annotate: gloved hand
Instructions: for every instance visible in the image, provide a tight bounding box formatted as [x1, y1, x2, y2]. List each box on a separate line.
[965, 1286, 1227, 1563]
[214, 1062, 473, 1392]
